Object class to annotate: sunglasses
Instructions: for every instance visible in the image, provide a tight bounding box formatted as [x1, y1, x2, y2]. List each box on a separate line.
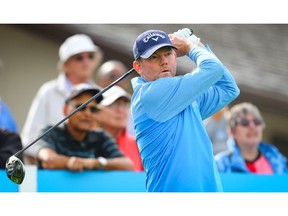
[236, 118, 262, 127]
[74, 53, 95, 61]
[74, 104, 99, 113]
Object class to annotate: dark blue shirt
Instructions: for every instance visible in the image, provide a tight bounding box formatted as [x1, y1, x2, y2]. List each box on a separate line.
[35, 124, 124, 168]
[0, 128, 23, 169]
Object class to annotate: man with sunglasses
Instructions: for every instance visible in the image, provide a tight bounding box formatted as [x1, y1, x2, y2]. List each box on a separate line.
[35, 83, 134, 171]
[21, 34, 103, 164]
[215, 102, 288, 174]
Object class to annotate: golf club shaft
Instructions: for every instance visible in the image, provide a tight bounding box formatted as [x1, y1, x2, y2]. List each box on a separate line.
[14, 68, 136, 157]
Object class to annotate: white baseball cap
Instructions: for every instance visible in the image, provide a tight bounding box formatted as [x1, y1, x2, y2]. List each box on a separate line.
[100, 86, 131, 106]
[59, 34, 102, 63]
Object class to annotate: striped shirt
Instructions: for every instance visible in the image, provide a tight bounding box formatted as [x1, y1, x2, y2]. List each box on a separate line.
[35, 124, 124, 168]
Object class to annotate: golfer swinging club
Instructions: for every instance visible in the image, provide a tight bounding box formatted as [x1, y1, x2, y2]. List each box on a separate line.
[131, 28, 240, 192]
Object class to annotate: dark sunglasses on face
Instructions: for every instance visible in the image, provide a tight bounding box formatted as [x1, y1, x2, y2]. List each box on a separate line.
[74, 53, 95, 61]
[236, 118, 262, 127]
[74, 104, 99, 113]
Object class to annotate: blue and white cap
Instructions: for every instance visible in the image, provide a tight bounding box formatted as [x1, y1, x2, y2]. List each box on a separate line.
[133, 30, 177, 60]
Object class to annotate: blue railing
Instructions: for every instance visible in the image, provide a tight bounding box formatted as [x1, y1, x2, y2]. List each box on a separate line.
[1, 168, 288, 192]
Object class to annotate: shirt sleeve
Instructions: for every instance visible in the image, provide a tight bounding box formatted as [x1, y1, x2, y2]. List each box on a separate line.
[33, 126, 56, 156]
[0, 129, 23, 168]
[139, 46, 233, 122]
[196, 45, 240, 120]
[21, 85, 51, 146]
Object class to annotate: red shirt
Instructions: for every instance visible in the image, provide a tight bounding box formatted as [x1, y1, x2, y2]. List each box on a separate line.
[117, 130, 144, 171]
[246, 154, 274, 174]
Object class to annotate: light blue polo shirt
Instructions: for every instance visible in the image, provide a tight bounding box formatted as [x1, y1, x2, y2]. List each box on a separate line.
[131, 46, 240, 192]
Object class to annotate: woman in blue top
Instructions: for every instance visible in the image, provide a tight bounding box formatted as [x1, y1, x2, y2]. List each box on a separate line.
[130, 28, 240, 192]
[215, 102, 288, 174]
[0, 98, 18, 132]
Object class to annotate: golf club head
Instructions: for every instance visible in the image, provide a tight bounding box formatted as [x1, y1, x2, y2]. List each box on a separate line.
[6, 155, 25, 184]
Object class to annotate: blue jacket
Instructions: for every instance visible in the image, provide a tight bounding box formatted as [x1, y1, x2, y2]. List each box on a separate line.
[215, 139, 288, 173]
[0, 100, 18, 132]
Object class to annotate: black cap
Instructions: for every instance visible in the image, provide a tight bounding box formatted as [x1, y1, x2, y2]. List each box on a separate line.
[65, 83, 103, 104]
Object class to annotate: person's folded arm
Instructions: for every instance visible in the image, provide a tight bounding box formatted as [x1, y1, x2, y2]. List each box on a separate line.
[37, 147, 70, 170]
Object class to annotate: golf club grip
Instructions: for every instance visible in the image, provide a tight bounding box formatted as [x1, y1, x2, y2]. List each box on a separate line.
[14, 68, 136, 157]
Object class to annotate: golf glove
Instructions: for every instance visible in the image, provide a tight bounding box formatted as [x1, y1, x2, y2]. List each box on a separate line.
[173, 28, 201, 46]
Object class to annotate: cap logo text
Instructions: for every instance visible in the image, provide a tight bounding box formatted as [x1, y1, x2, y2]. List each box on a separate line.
[143, 33, 165, 43]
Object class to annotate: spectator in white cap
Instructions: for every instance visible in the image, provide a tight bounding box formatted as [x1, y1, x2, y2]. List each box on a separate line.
[21, 34, 103, 164]
[94, 85, 144, 171]
[95, 60, 136, 137]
